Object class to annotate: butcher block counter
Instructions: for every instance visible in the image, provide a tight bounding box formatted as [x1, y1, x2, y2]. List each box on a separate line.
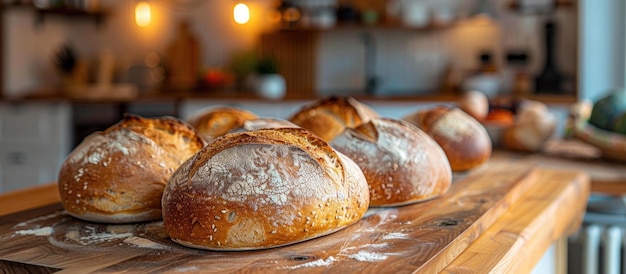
[0, 159, 589, 273]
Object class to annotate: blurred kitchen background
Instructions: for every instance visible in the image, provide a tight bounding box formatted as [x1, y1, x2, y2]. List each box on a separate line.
[2, 0, 584, 99]
[1, 0, 625, 193]
[2, 1, 626, 273]
[1, 0, 622, 191]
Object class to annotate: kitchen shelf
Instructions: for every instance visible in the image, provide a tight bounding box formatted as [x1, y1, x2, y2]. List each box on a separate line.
[3, 3, 110, 27]
[506, 0, 576, 15]
[277, 20, 456, 32]
[6, 88, 578, 105]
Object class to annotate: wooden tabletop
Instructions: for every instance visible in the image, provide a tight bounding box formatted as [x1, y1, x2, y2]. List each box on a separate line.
[493, 139, 626, 196]
[0, 160, 589, 273]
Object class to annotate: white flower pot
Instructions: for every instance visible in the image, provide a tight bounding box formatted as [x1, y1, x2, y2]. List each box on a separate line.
[254, 73, 286, 100]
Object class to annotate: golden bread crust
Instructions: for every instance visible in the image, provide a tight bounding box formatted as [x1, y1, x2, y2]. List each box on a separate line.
[404, 106, 492, 171]
[331, 118, 452, 206]
[58, 115, 205, 223]
[289, 97, 379, 141]
[186, 106, 258, 142]
[162, 127, 370, 250]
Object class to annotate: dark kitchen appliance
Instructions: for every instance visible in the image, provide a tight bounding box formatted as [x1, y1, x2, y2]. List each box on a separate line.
[535, 19, 564, 94]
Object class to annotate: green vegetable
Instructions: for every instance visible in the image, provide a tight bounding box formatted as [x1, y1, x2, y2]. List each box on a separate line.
[612, 111, 626, 134]
[589, 88, 626, 131]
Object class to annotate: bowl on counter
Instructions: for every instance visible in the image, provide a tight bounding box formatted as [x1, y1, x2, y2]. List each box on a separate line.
[461, 74, 502, 98]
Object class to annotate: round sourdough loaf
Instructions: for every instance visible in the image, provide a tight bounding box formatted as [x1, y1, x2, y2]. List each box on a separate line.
[162, 127, 370, 250]
[403, 106, 492, 171]
[501, 100, 556, 152]
[58, 114, 205, 223]
[331, 118, 452, 206]
[458, 90, 489, 121]
[186, 106, 258, 143]
[289, 96, 379, 142]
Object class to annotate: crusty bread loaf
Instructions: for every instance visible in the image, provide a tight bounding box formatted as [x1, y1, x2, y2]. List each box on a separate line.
[289, 96, 379, 141]
[58, 114, 205, 223]
[191, 114, 298, 140]
[501, 100, 556, 152]
[186, 106, 258, 143]
[162, 127, 370, 250]
[403, 106, 492, 171]
[228, 118, 298, 133]
[331, 118, 452, 206]
[458, 90, 489, 121]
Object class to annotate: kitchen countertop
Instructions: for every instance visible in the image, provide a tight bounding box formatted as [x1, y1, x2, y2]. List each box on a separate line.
[494, 140, 626, 196]
[1, 89, 578, 104]
[0, 156, 589, 273]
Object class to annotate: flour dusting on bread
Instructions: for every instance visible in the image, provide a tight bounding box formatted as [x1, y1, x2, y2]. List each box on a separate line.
[162, 128, 370, 250]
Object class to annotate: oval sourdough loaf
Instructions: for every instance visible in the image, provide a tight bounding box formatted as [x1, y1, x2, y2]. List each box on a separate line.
[289, 96, 379, 142]
[403, 106, 492, 171]
[162, 127, 370, 250]
[331, 118, 452, 206]
[58, 114, 205, 223]
[186, 105, 258, 143]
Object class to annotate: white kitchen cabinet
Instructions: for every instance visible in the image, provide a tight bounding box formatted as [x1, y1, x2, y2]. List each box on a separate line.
[0, 101, 71, 193]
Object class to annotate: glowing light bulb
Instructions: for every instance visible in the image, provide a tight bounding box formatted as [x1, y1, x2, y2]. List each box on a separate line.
[233, 3, 250, 24]
[135, 2, 151, 27]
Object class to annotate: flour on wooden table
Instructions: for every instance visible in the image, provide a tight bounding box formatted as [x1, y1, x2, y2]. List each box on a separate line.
[348, 250, 388, 262]
[123, 236, 170, 250]
[283, 256, 337, 269]
[63, 225, 134, 245]
[382, 232, 409, 240]
[14, 226, 54, 236]
[172, 266, 200, 272]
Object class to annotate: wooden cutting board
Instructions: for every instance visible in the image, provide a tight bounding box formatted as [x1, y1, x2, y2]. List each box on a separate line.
[0, 162, 538, 273]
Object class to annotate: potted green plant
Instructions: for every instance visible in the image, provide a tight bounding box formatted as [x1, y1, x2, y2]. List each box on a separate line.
[253, 56, 285, 99]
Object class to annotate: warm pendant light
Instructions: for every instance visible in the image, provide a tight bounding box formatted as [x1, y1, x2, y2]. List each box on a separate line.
[233, 3, 250, 24]
[135, 2, 151, 27]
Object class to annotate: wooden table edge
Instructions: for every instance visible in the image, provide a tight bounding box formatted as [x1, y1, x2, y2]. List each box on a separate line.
[443, 168, 590, 273]
[590, 180, 626, 196]
[0, 183, 60, 216]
